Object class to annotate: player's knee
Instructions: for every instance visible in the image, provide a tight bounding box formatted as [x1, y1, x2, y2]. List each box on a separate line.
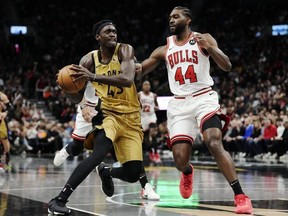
[205, 137, 223, 153]
[123, 161, 142, 183]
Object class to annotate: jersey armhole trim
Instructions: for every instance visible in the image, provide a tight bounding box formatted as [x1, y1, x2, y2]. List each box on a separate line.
[164, 37, 170, 65]
[197, 43, 210, 58]
[91, 52, 96, 73]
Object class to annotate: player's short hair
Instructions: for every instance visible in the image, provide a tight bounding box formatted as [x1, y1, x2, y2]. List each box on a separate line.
[143, 80, 150, 85]
[173, 6, 192, 20]
[93, 19, 114, 36]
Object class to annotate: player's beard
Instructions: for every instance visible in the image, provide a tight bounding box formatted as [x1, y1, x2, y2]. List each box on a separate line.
[170, 22, 186, 35]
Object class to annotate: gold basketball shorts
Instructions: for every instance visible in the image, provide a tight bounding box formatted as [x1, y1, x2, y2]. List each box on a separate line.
[84, 110, 143, 164]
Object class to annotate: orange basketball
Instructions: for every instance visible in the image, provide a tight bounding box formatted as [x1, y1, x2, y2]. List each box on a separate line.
[57, 65, 86, 93]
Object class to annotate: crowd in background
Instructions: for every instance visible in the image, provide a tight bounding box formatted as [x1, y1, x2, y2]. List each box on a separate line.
[0, 0, 287, 159]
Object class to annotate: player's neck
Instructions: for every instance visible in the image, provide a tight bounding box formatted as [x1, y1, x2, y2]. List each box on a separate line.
[143, 91, 150, 95]
[99, 46, 114, 64]
[176, 28, 192, 43]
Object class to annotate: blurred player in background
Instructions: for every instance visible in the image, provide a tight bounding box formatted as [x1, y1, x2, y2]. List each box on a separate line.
[48, 20, 159, 215]
[138, 80, 160, 162]
[136, 6, 253, 214]
[0, 91, 13, 171]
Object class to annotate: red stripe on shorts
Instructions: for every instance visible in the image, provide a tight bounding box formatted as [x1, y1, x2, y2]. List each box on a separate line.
[170, 134, 194, 145]
[199, 108, 221, 132]
[71, 133, 86, 141]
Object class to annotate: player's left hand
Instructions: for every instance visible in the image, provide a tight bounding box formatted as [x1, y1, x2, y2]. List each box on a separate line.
[193, 33, 213, 50]
[70, 64, 95, 82]
[82, 106, 98, 123]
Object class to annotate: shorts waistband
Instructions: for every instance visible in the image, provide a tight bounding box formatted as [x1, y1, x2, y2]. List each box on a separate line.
[174, 87, 212, 99]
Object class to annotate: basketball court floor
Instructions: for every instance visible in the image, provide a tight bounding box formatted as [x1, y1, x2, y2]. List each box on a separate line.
[0, 155, 287, 216]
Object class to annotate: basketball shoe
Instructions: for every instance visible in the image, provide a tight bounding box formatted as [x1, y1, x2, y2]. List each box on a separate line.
[153, 153, 162, 163]
[234, 194, 253, 214]
[141, 183, 160, 200]
[96, 162, 114, 197]
[179, 164, 194, 199]
[48, 197, 71, 215]
[54, 145, 69, 166]
[149, 152, 155, 162]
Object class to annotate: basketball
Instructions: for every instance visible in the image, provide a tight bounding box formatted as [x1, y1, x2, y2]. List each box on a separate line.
[57, 65, 86, 93]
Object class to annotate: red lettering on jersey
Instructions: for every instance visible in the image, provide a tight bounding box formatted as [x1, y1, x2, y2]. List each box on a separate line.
[168, 54, 174, 69]
[192, 50, 198, 64]
[185, 50, 192, 62]
[168, 50, 198, 68]
[173, 51, 179, 65]
[179, 50, 186, 63]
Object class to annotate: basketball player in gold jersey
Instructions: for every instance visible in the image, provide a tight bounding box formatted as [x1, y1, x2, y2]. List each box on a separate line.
[0, 91, 12, 170]
[48, 20, 151, 215]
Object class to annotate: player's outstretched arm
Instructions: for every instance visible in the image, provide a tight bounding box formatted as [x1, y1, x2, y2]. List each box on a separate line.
[136, 46, 166, 80]
[194, 33, 232, 72]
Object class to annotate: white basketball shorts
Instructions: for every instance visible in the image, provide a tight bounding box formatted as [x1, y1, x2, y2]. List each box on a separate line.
[167, 89, 220, 145]
[141, 114, 157, 131]
[71, 110, 93, 141]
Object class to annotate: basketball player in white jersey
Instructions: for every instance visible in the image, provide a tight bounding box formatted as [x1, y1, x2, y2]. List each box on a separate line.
[136, 6, 253, 214]
[138, 81, 161, 162]
[53, 55, 159, 201]
[138, 80, 158, 131]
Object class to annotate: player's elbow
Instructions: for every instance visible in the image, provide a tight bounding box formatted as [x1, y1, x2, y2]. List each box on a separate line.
[222, 62, 232, 72]
[121, 78, 133, 87]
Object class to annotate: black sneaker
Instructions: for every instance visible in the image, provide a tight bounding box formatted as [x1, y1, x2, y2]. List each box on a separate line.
[48, 197, 71, 215]
[96, 162, 114, 197]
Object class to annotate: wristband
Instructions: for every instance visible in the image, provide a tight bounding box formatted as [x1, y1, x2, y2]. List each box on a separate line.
[92, 73, 97, 81]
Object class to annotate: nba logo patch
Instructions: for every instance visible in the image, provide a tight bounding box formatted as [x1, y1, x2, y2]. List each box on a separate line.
[189, 39, 196, 45]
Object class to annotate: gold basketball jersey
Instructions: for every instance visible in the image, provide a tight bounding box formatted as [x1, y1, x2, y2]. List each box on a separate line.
[92, 43, 140, 114]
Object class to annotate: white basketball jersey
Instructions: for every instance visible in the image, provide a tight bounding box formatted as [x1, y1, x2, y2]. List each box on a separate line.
[139, 91, 156, 117]
[165, 32, 214, 95]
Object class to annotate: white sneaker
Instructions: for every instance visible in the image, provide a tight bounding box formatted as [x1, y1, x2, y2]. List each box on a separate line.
[53, 145, 69, 166]
[141, 183, 160, 201]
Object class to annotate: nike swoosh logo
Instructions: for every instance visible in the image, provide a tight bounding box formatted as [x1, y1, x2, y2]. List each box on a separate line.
[209, 92, 214, 95]
[169, 46, 175, 50]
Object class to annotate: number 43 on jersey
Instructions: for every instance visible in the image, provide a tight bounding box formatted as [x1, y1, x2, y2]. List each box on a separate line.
[175, 65, 197, 85]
